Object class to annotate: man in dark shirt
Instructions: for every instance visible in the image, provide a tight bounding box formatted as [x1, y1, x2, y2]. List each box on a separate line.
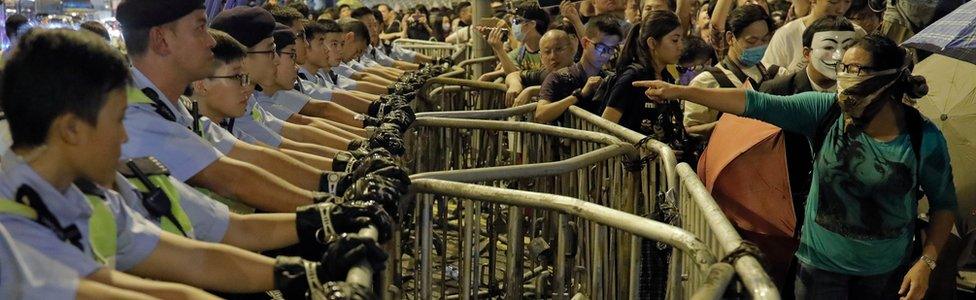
[504, 28, 578, 106]
[534, 16, 623, 123]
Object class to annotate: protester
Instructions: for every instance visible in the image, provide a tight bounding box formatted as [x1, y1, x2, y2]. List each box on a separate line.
[761, 0, 858, 73]
[504, 25, 581, 108]
[635, 33, 956, 300]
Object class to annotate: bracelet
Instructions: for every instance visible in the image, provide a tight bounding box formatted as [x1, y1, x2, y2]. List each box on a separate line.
[919, 255, 937, 270]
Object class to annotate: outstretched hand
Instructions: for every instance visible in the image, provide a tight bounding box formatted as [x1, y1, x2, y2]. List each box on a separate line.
[633, 80, 681, 102]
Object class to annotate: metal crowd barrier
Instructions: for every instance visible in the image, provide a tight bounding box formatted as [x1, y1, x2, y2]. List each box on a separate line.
[389, 76, 778, 299]
[392, 38, 466, 60]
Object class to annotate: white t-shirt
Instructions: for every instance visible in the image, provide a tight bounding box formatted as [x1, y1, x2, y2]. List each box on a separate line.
[683, 63, 762, 127]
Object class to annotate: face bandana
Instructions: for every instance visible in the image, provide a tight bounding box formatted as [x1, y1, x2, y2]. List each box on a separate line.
[809, 31, 856, 80]
[836, 67, 902, 129]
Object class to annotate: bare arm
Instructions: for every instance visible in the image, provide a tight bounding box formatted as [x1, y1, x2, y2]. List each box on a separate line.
[710, 0, 735, 34]
[129, 232, 276, 293]
[601, 107, 623, 123]
[634, 80, 748, 115]
[189, 157, 315, 212]
[226, 141, 323, 190]
[221, 213, 299, 252]
[676, 0, 693, 33]
[85, 267, 219, 300]
[535, 96, 579, 123]
[514, 86, 541, 107]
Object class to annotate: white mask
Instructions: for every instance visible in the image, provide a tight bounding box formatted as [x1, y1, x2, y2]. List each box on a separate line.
[809, 31, 856, 80]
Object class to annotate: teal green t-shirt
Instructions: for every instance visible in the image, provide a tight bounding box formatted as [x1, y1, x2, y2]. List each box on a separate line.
[742, 90, 957, 275]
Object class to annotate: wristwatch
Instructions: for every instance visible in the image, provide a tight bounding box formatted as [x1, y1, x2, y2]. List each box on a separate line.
[571, 88, 586, 102]
[919, 255, 937, 270]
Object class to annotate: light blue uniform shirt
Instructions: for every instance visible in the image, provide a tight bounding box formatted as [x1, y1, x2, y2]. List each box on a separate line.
[320, 68, 358, 90]
[384, 44, 418, 62]
[254, 89, 311, 119]
[296, 78, 335, 101]
[123, 67, 223, 181]
[113, 173, 231, 243]
[0, 157, 163, 273]
[0, 223, 81, 299]
[233, 94, 285, 148]
[366, 45, 396, 67]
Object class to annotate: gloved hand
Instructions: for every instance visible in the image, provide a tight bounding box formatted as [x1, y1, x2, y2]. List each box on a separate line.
[366, 128, 405, 156]
[273, 235, 387, 300]
[296, 200, 394, 246]
[343, 175, 408, 220]
[361, 114, 382, 127]
[318, 281, 374, 300]
[366, 101, 387, 118]
[334, 153, 408, 195]
[381, 109, 415, 132]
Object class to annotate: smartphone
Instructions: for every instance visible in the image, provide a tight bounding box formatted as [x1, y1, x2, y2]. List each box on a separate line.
[475, 26, 509, 42]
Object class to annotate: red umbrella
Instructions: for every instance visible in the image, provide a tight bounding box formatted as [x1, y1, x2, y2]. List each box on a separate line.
[697, 113, 798, 287]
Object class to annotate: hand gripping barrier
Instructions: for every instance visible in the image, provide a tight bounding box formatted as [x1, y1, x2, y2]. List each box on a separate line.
[390, 76, 778, 298]
[392, 38, 469, 61]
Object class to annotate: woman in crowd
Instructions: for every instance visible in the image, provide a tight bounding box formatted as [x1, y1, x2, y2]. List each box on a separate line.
[633, 34, 956, 300]
[600, 11, 688, 148]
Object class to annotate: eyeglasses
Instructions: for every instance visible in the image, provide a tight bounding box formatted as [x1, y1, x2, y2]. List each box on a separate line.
[837, 63, 880, 76]
[585, 38, 619, 55]
[278, 51, 297, 60]
[511, 17, 527, 25]
[248, 44, 278, 58]
[209, 73, 251, 87]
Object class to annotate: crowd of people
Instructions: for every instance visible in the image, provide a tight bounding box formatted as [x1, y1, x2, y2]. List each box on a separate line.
[0, 0, 970, 299]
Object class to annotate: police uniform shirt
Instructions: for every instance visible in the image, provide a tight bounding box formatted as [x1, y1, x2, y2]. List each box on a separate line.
[385, 44, 418, 63]
[0, 155, 163, 273]
[0, 223, 81, 299]
[194, 116, 246, 154]
[296, 78, 335, 102]
[254, 89, 311, 119]
[113, 173, 231, 243]
[320, 69, 358, 91]
[298, 66, 324, 86]
[348, 59, 369, 72]
[123, 67, 223, 181]
[359, 53, 382, 68]
[332, 62, 358, 78]
[366, 45, 396, 67]
[233, 94, 286, 148]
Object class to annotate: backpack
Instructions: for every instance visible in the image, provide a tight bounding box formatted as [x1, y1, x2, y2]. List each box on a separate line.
[811, 102, 925, 199]
[591, 63, 643, 109]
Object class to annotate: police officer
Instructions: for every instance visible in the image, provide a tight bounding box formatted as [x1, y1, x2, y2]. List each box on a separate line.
[116, 0, 367, 212]
[0, 28, 383, 298]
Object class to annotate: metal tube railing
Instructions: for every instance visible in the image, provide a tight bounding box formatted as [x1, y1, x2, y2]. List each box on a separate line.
[677, 163, 780, 300]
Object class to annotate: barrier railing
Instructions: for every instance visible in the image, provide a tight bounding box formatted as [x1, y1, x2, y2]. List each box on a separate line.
[393, 38, 466, 60]
[388, 70, 777, 299]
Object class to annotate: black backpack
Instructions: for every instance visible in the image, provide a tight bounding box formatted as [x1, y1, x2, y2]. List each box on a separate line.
[591, 63, 644, 109]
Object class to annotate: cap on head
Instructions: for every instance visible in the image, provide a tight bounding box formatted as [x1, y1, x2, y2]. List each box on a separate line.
[273, 23, 296, 52]
[116, 0, 204, 29]
[210, 6, 276, 48]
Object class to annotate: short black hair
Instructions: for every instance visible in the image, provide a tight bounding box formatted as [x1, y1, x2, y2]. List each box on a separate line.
[340, 19, 370, 44]
[2, 29, 130, 148]
[456, 1, 471, 13]
[269, 6, 305, 27]
[79, 21, 111, 41]
[121, 26, 151, 56]
[371, 8, 384, 25]
[725, 4, 774, 37]
[317, 19, 342, 34]
[5, 14, 29, 40]
[350, 7, 374, 20]
[304, 21, 328, 40]
[584, 15, 623, 39]
[802, 16, 855, 48]
[516, 4, 551, 35]
[287, 1, 310, 18]
[209, 29, 247, 64]
[680, 35, 717, 65]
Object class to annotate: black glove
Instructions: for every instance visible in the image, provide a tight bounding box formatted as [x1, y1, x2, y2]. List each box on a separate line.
[367, 129, 405, 156]
[366, 101, 386, 118]
[273, 236, 386, 300]
[320, 234, 388, 279]
[331, 152, 358, 173]
[321, 281, 374, 300]
[343, 175, 408, 220]
[381, 109, 415, 132]
[313, 193, 343, 204]
[335, 161, 411, 196]
[361, 115, 382, 127]
[296, 200, 394, 246]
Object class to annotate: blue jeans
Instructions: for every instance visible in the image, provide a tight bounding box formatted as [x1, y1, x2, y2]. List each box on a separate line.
[795, 262, 893, 300]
